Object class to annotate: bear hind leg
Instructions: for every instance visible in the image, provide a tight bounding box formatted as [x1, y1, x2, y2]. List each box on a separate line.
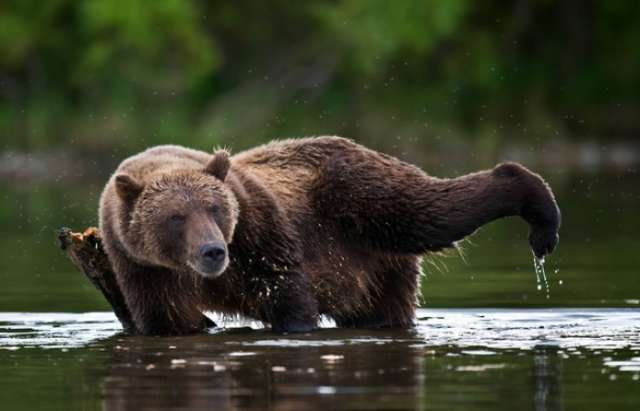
[334, 257, 420, 329]
[255, 270, 319, 333]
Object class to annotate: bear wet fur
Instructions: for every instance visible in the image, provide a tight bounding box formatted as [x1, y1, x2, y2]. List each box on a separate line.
[99, 137, 560, 335]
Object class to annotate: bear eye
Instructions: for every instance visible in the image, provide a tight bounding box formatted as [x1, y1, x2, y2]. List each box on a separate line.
[208, 205, 220, 214]
[169, 214, 186, 224]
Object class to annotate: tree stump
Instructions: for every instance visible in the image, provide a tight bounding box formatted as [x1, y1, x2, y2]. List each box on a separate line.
[57, 227, 216, 334]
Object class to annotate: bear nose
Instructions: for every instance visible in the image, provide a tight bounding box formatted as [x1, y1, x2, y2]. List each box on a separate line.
[200, 243, 226, 263]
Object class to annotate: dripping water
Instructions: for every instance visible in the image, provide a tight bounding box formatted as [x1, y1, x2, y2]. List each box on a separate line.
[533, 254, 550, 299]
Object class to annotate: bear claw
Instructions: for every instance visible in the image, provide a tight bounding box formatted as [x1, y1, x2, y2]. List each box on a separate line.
[529, 226, 560, 259]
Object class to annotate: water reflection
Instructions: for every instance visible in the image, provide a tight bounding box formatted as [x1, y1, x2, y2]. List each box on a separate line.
[99, 329, 425, 410]
[533, 349, 564, 411]
[2, 309, 640, 410]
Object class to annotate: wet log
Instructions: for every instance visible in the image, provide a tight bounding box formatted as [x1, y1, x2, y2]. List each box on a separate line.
[57, 227, 216, 334]
[57, 227, 137, 333]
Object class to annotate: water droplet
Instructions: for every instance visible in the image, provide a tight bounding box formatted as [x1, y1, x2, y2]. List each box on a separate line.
[533, 254, 550, 298]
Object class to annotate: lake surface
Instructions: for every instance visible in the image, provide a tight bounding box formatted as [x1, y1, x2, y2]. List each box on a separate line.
[1, 309, 639, 410]
[0, 170, 639, 409]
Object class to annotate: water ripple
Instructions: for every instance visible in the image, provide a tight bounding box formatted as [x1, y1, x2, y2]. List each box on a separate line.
[1, 308, 639, 351]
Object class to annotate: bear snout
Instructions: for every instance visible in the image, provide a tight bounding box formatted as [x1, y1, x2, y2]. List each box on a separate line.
[200, 242, 226, 263]
[190, 242, 228, 277]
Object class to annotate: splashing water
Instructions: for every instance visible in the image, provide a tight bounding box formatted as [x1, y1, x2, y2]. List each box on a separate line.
[534, 254, 550, 299]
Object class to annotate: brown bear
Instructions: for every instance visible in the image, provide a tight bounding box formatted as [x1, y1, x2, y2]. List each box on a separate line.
[99, 137, 560, 335]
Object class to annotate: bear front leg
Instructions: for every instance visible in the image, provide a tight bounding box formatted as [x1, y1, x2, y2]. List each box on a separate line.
[428, 162, 561, 258]
[120, 270, 212, 336]
[254, 270, 319, 333]
[314, 150, 560, 258]
[395, 162, 561, 258]
[110, 249, 211, 336]
[493, 163, 561, 258]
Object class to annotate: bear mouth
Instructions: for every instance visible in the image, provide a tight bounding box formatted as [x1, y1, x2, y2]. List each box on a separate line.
[188, 257, 229, 279]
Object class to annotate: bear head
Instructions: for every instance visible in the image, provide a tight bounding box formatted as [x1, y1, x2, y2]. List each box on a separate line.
[114, 150, 239, 279]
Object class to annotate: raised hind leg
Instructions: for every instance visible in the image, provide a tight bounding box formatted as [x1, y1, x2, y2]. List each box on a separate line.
[312, 145, 560, 258]
[334, 256, 421, 328]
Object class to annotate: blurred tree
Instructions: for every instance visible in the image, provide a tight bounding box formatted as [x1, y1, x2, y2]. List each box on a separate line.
[0, 0, 638, 154]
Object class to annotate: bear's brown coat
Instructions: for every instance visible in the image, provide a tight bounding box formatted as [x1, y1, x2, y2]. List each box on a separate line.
[99, 137, 560, 335]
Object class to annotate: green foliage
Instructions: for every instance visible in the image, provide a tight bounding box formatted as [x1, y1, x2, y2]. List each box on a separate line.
[0, 1, 638, 153]
[76, 0, 218, 87]
[314, 0, 469, 75]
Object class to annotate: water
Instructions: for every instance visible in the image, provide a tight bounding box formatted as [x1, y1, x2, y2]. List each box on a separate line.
[1, 309, 639, 410]
[1, 171, 639, 409]
[534, 255, 550, 298]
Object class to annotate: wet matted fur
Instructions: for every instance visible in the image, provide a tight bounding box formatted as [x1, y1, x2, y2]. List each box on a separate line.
[99, 137, 560, 335]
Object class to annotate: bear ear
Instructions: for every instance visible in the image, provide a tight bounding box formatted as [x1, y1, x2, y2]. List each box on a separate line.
[114, 174, 144, 203]
[205, 149, 231, 181]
